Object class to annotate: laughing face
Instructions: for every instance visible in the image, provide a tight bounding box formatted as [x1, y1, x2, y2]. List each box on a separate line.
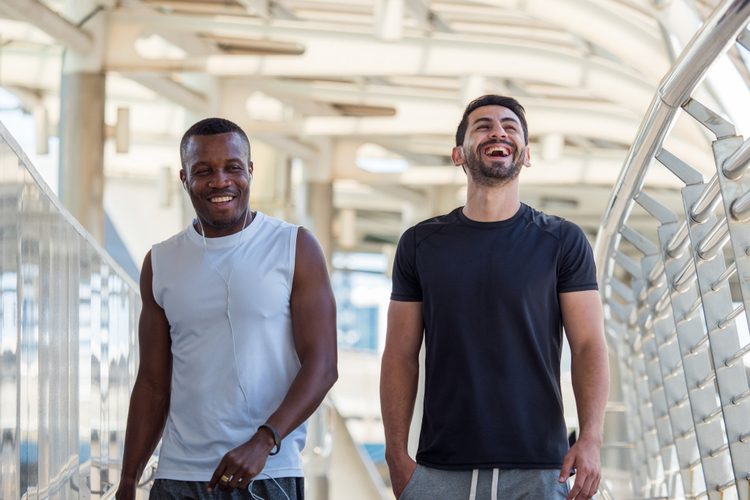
[452, 105, 530, 188]
[180, 132, 253, 237]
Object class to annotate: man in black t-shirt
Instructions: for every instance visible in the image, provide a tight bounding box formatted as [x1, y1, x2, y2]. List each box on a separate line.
[380, 95, 609, 500]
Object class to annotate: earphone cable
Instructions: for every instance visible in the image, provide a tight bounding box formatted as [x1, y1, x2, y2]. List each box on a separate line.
[199, 208, 251, 411]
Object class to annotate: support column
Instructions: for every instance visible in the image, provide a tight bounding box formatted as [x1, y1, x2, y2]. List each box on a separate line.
[59, 73, 105, 243]
[306, 182, 334, 269]
[58, 0, 107, 244]
[298, 140, 334, 500]
[302, 139, 334, 267]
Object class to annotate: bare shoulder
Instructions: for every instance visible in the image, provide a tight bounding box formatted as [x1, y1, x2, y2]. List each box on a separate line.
[295, 227, 324, 256]
[293, 227, 329, 285]
[140, 250, 156, 304]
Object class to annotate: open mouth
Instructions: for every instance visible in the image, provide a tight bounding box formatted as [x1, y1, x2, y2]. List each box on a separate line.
[484, 145, 511, 158]
[209, 195, 235, 204]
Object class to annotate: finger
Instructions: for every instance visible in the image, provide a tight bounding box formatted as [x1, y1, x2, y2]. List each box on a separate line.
[559, 453, 576, 483]
[237, 477, 250, 490]
[573, 471, 596, 500]
[227, 471, 244, 493]
[582, 476, 597, 500]
[218, 471, 234, 492]
[584, 473, 601, 499]
[566, 474, 583, 500]
[207, 464, 227, 492]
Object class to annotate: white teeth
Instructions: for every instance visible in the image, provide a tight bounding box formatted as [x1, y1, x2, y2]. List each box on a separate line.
[211, 196, 233, 203]
[486, 146, 510, 157]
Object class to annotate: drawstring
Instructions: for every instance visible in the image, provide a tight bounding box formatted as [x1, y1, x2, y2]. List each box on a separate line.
[248, 474, 291, 500]
[469, 469, 479, 500]
[468, 469, 500, 500]
[491, 469, 499, 500]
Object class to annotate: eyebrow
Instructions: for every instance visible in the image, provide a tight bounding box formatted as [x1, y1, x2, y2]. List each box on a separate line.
[191, 158, 244, 169]
[471, 116, 520, 127]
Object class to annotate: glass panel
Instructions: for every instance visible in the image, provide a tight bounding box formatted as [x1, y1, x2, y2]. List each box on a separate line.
[0, 122, 140, 500]
[0, 132, 20, 500]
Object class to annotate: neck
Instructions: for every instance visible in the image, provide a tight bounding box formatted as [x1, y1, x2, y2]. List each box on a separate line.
[462, 179, 521, 222]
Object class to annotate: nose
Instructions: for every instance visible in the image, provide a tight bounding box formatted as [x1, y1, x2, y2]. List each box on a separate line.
[489, 124, 507, 140]
[208, 169, 231, 188]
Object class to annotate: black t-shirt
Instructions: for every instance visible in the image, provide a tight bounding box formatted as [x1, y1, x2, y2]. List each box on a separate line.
[391, 204, 598, 470]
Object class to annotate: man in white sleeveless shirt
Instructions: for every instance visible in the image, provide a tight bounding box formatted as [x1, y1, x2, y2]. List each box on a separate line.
[115, 118, 338, 500]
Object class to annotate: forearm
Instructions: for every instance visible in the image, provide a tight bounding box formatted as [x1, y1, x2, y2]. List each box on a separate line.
[380, 352, 419, 464]
[119, 383, 171, 485]
[263, 354, 338, 440]
[570, 341, 609, 443]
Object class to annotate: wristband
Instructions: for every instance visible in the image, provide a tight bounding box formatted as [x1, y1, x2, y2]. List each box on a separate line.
[259, 423, 281, 456]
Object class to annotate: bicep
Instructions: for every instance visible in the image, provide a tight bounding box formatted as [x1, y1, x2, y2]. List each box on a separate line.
[559, 290, 604, 354]
[383, 300, 423, 361]
[136, 251, 172, 390]
[290, 229, 337, 362]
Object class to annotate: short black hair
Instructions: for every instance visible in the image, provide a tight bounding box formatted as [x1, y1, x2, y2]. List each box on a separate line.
[455, 95, 528, 146]
[180, 117, 251, 171]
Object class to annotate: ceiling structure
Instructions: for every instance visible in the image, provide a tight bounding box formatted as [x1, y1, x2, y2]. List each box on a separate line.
[0, 0, 743, 264]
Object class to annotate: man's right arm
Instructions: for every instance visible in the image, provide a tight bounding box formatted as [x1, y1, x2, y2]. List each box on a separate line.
[115, 250, 173, 500]
[380, 300, 423, 499]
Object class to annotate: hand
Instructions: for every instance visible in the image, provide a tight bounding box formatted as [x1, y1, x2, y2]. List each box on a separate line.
[387, 454, 418, 499]
[559, 437, 601, 500]
[207, 430, 276, 492]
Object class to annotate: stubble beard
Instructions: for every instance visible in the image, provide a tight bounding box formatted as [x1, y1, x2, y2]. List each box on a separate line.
[463, 142, 525, 188]
[207, 209, 246, 229]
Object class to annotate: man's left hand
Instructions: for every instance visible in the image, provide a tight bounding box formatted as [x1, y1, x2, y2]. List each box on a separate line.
[207, 430, 276, 493]
[559, 436, 601, 500]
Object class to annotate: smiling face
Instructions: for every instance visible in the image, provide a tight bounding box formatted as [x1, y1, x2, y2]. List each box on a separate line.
[180, 132, 253, 237]
[452, 105, 531, 188]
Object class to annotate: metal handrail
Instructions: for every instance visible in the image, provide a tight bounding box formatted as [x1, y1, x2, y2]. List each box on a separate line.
[593, 0, 750, 277]
[722, 136, 750, 179]
[695, 218, 729, 261]
[690, 175, 721, 223]
[594, 1, 750, 498]
[664, 220, 689, 258]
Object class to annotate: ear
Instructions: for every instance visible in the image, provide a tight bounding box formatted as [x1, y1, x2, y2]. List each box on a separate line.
[179, 169, 187, 184]
[523, 146, 531, 168]
[451, 146, 465, 167]
[248, 161, 254, 177]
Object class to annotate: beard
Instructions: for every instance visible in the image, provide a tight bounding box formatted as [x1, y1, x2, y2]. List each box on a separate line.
[193, 191, 250, 231]
[463, 140, 525, 188]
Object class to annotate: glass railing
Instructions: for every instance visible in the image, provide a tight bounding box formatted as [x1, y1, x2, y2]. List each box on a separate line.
[595, 0, 750, 498]
[0, 119, 140, 500]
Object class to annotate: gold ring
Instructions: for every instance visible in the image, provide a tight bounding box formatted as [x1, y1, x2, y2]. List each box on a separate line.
[220, 475, 230, 483]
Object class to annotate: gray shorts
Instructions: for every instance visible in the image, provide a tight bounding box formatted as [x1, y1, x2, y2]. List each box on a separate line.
[149, 477, 304, 500]
[399, 465, 570, 500]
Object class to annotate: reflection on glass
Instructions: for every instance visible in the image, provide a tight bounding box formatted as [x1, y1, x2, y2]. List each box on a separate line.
[0, 122, 140, 500]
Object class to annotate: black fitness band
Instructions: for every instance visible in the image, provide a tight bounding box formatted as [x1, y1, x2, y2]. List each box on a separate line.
[259, 423, 281, 456]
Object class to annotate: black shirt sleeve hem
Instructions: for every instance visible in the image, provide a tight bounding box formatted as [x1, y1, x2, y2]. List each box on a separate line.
[390, 294, 423, 302]
[558, 284, 598, 293]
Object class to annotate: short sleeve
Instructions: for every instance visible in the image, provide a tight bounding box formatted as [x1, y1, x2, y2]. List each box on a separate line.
[391, 226, 423, 301]
[558, 221, 598, 293]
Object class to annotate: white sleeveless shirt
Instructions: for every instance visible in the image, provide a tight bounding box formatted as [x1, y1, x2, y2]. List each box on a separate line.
[151, 212, 306, 480]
